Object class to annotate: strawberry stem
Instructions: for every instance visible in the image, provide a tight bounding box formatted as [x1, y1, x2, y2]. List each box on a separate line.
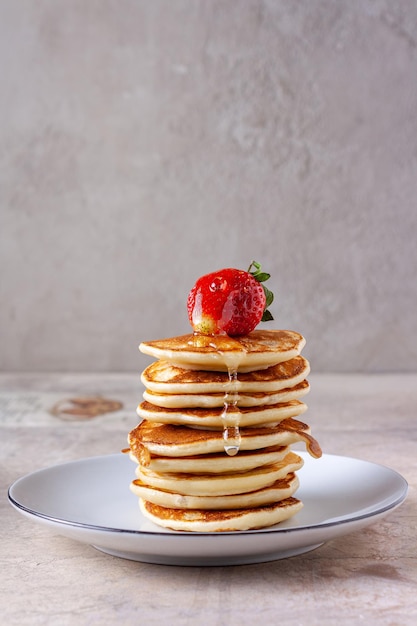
[248, 260, 274, 321]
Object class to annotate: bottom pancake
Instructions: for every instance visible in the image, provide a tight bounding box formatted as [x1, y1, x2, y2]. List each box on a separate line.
[139, 497, 303, 532]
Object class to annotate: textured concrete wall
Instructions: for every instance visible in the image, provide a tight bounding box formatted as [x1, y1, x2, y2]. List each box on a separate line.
[1, 1, 416, 373]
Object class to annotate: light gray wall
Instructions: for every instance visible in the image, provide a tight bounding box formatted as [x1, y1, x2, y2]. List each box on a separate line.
[1, 1, 416, 373]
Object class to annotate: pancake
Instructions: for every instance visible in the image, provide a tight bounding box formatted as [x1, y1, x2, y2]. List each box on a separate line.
[139, 330, 306, 372]
[130, 322, 321, 533]
[137, 399, 308, 428]
[130, 474, 299, 510]
[143, 380, 309, 408]
[128, 418, 322, 459]
[139, 497, 303, 531]
[141, 356, 310, 394]
[135, 452, 303, 496]
[130, 444, 289, 474]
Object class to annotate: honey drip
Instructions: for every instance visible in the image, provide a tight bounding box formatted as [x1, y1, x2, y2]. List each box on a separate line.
[208, 338, 246, 456]
[221, 368, 242, 456]
[190, 332, 247, 456]
[194, 333, 247, 456]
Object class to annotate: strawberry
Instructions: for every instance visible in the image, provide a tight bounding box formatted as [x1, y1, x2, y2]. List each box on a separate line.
[187, 261, 274, 336]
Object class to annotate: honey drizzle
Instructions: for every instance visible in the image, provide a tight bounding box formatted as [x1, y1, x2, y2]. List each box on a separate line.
[221, 367, 242, 456]
[207, 335, 246, 457]
[189, 332, 246, 456]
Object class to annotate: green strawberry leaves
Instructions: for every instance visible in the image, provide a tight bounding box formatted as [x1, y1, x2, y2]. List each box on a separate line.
[247, 261, 274, 322]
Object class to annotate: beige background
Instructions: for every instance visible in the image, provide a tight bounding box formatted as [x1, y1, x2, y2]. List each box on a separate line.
[1, 0, 416, 373]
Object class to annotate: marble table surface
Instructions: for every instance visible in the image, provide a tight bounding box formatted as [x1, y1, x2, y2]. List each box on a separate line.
[1, 372, 416, 625]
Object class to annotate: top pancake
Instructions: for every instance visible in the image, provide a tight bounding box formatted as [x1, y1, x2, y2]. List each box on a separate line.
[139, 330, 306, 372]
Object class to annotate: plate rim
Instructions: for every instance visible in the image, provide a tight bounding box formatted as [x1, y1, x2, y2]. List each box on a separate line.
[8, 451, 409, 538]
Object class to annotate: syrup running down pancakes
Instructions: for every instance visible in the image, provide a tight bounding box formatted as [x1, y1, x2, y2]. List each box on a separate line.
[127, 330, 322, 532]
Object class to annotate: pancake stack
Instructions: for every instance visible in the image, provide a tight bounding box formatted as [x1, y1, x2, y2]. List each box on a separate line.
[127, 330, 322, 532]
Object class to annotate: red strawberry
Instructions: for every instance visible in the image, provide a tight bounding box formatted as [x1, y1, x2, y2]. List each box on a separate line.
[187, 261, 274, 336]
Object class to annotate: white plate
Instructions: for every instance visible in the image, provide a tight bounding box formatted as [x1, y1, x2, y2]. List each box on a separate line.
[8, 452, 407, 566]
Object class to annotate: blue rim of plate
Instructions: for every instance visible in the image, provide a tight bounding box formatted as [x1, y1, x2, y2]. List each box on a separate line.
[7, 452, 408, 537]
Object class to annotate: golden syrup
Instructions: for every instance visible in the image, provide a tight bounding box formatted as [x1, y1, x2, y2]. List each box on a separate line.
[221, 369, 241, 456]
[190, 332, 246, 456]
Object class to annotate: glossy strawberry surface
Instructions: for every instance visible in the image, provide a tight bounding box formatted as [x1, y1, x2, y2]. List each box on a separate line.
[187, 267, 269, 336]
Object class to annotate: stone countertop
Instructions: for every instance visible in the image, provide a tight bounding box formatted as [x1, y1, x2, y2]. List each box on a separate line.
[1, 372, 416, 625]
